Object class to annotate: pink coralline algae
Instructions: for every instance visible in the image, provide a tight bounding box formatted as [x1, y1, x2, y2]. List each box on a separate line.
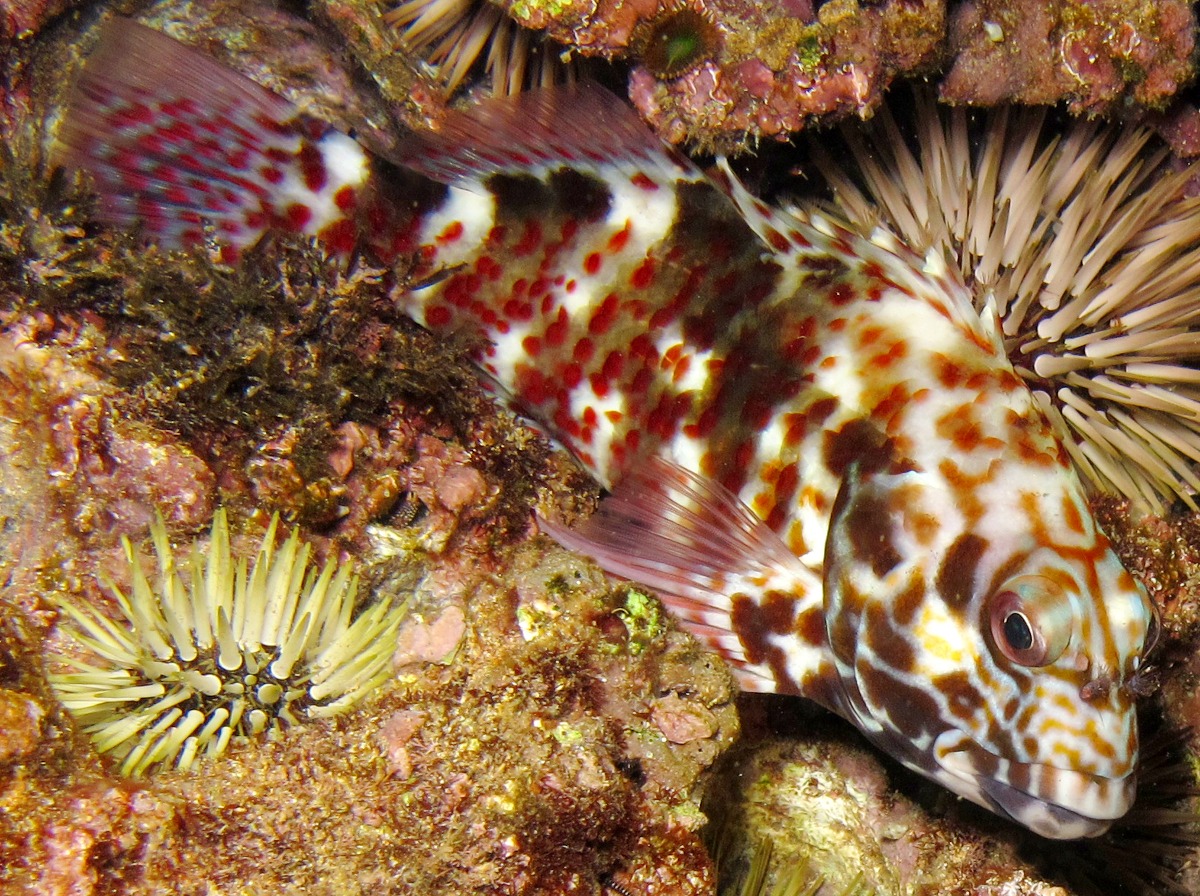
[500, 0, 1197, 148]
[377, 709, 426, 778]
[0, 316, 216, 539]
[36, 784, 178, 896]
[393, 605, 467, 667]
[942, 0, 1196, 114]
[629, 0, 945, 147]
[513, 0, 947, 149]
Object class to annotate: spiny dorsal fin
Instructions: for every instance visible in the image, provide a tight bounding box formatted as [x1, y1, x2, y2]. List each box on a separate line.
[397, 83, 703, 188]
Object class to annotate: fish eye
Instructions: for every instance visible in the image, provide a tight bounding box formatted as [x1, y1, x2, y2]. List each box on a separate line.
[987, 575, 1073, 667]
[1003, 611, 1033, 651]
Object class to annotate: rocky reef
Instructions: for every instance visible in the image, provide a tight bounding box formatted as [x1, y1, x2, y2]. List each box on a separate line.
[1, 1, 1199, 895]
[491, 0, 1197, 150]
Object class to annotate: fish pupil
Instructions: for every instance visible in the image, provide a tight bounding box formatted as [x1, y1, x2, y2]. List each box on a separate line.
[1003, 612, 1034, 651]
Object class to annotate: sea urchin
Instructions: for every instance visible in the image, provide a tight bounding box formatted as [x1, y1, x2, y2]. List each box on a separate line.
[48, 510, 406, 777]
[800, 94, 1200, 514]
[385, 0, 575, 97]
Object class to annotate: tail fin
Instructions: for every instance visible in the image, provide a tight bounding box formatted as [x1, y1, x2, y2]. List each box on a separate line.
[55, 20, 370, 257]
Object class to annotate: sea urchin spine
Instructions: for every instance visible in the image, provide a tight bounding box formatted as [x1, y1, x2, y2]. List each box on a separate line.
[49, 510, 406, 776]
[385, 0, 574, 97]
[804, 94, 1200, 514]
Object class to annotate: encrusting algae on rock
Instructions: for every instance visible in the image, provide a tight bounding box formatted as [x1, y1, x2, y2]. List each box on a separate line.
[2, 0, 1200, 894]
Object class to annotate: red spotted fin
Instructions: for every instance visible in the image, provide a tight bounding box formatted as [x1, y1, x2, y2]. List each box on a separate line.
[56, 20, 370, 258]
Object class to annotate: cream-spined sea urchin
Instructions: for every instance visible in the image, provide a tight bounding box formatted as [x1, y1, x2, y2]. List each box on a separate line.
[800, 95, 1200, 515]
[385, 0, 576, 97]
[48, 510, 406, 776]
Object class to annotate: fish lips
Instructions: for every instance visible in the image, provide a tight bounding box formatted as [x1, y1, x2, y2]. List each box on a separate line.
[932, 729, 1136, 839]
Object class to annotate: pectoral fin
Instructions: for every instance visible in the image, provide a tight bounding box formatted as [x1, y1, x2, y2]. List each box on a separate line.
[541, 456, 821, 693]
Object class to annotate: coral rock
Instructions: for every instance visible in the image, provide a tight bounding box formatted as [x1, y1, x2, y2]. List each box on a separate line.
[0, 689, 45, 764]
[651, 691, 718, 745]
[36, 785, 178, 896]
[709, 728, 1072, 896]
[628, 0, 945, 149]
[0, 0, 80, 42]
[393, 605, 467, 667]
[377, 709, 427, 778]
[0, 318, 215, 543]
[942, 0, 1197, 114]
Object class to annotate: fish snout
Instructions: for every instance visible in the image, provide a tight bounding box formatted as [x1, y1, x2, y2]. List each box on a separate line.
[932, 729, 1136, 839]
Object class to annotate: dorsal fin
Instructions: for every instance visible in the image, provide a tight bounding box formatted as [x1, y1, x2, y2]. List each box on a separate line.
[397, 83, 703, 188]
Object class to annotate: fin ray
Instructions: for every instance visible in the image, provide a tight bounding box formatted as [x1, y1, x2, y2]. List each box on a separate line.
[541, 457, 820, 692]
[56, 19, 368, 255]
[398, 83, 700, 187]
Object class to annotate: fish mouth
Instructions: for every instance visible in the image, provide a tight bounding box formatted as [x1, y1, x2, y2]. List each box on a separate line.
[932, 730, 1135, 840]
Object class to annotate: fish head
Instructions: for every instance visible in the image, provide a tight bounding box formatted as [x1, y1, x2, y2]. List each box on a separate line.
[823, 462, 1157, 839]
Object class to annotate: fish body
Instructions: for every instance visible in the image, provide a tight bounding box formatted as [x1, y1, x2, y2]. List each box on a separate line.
[57, 20, 1156, 839]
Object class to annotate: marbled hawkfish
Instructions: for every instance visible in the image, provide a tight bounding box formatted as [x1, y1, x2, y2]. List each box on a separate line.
[57, 19, 1158, 839]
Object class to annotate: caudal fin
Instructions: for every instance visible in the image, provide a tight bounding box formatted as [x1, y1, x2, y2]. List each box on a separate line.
[56, 19, 370, 257]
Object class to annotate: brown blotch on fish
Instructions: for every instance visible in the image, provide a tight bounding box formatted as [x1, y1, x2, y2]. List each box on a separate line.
[864, 603, 916, 675]
[731, 593, 781, 666]
[933, 353, 972, 390]
[937, 459, 986, 525]
[826, 580, 864, 665]
[822, 419, 898, 478]
[934, 671, 982, 721]
[936, 407, 986, 453]
[1061, 493, 1086, 535]
[759, 590, 800, 633]
[936, 532, 988, 608]
[891, 573, 927, 627]
[845, 490, 903, 579]
[794, 606, 827, 649]
[892, 482, 938, 546]
[862, 667, 942, 739]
